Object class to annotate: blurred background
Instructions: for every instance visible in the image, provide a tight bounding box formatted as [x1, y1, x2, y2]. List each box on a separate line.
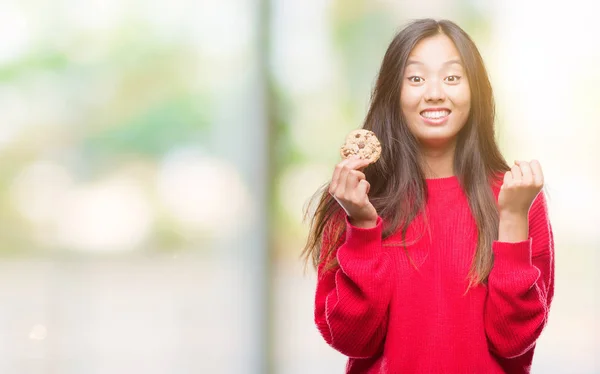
[0, 0, 598, 373]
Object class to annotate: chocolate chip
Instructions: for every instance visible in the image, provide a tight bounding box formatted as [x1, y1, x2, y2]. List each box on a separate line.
[358, 142, 365, 149]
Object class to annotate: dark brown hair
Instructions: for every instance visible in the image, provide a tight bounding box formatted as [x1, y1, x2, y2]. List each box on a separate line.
[302, 19, 510, 286]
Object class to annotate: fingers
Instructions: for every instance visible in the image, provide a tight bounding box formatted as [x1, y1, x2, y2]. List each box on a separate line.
[337, 159, 366, 196]
[356, 179, 371, 197]
[499, 160, 545, 214]
[338, 169, 366, 197]
[502, 170, 512, 189]
[529, 159, 544, 187]
[510, 163, 522, 183]
[329, 157, 371, 194]
[336, 166, 351, 197]
[349, 170, 366, 185]
[516, 160, 533, 184]
[346, 157, 371, 171]
[329, 158, 350, 193]
[515, 159, 544, 187]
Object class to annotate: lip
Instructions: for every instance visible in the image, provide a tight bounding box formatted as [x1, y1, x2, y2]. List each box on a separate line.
[420, 107, 451, 126]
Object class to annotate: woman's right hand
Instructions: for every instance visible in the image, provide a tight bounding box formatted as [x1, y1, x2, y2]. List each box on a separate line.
[329, 156, 378, 228]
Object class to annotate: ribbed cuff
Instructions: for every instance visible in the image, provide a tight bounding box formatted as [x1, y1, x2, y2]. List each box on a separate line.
[342, 216, 383, 257]
[492, 239, 533, 273]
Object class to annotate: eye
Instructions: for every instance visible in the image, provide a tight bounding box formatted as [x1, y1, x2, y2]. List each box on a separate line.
[407, 76, 424, 83]
[444, 75, 462, 83]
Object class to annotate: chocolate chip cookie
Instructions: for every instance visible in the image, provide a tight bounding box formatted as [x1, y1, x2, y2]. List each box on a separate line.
[340, 129, 382, 164]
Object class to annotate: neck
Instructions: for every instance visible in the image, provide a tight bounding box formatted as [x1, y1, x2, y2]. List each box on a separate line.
[419, 141, 457, 179]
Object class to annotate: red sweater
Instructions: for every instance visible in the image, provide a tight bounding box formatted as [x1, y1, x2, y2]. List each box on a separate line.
[314, 176, 554, 373]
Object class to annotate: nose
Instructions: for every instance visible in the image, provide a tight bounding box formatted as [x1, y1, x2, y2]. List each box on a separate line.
[424, 79, 446, 102]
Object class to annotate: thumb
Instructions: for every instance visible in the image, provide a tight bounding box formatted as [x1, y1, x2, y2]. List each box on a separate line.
[501, 171, 512, 189]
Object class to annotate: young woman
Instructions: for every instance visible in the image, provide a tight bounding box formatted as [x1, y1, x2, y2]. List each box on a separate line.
[302, 19, 554, 373]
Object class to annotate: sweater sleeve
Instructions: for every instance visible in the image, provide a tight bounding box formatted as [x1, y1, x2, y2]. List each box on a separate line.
[314, 215, 393, 359]
[484, 191, 555, 358]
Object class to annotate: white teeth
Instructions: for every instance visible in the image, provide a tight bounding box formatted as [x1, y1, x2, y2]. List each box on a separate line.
[421, 110, 450, 119]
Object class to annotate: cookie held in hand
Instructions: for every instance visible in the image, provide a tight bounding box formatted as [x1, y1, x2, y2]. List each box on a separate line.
[340, 129, 382, 164]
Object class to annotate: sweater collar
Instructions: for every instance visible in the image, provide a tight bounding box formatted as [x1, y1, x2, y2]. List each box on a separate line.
[425, 175, 461, 191]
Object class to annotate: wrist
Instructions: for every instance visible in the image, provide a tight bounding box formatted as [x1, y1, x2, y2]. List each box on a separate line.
[499, 209, 528, 221]
[348, 217, 378, 229]
[498, 211, 528, 242]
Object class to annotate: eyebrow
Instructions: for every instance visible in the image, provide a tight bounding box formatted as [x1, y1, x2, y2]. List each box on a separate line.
[406, 59, 463, 67]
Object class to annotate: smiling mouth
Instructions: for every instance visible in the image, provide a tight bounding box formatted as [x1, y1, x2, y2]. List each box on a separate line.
[420, 109, 451, 119]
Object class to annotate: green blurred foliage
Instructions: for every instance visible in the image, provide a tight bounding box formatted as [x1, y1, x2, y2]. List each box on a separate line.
[0, 16, 213, 255]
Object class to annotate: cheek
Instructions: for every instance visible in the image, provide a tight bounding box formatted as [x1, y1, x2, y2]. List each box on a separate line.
[452, 89, 471, 129]
[449, 86, 471, 112]
[400, 88, 421, 112]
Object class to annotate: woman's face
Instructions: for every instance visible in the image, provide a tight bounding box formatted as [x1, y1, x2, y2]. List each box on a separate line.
[400, 34, 471, 150]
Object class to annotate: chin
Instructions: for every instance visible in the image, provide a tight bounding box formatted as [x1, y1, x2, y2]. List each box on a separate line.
[417, 133, 459, 148]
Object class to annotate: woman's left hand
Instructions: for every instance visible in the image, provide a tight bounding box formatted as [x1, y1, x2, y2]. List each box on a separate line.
[497, 160, 544, 216]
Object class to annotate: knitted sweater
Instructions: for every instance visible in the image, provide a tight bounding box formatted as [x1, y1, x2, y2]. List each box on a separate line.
[314, 176, 554, 373]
